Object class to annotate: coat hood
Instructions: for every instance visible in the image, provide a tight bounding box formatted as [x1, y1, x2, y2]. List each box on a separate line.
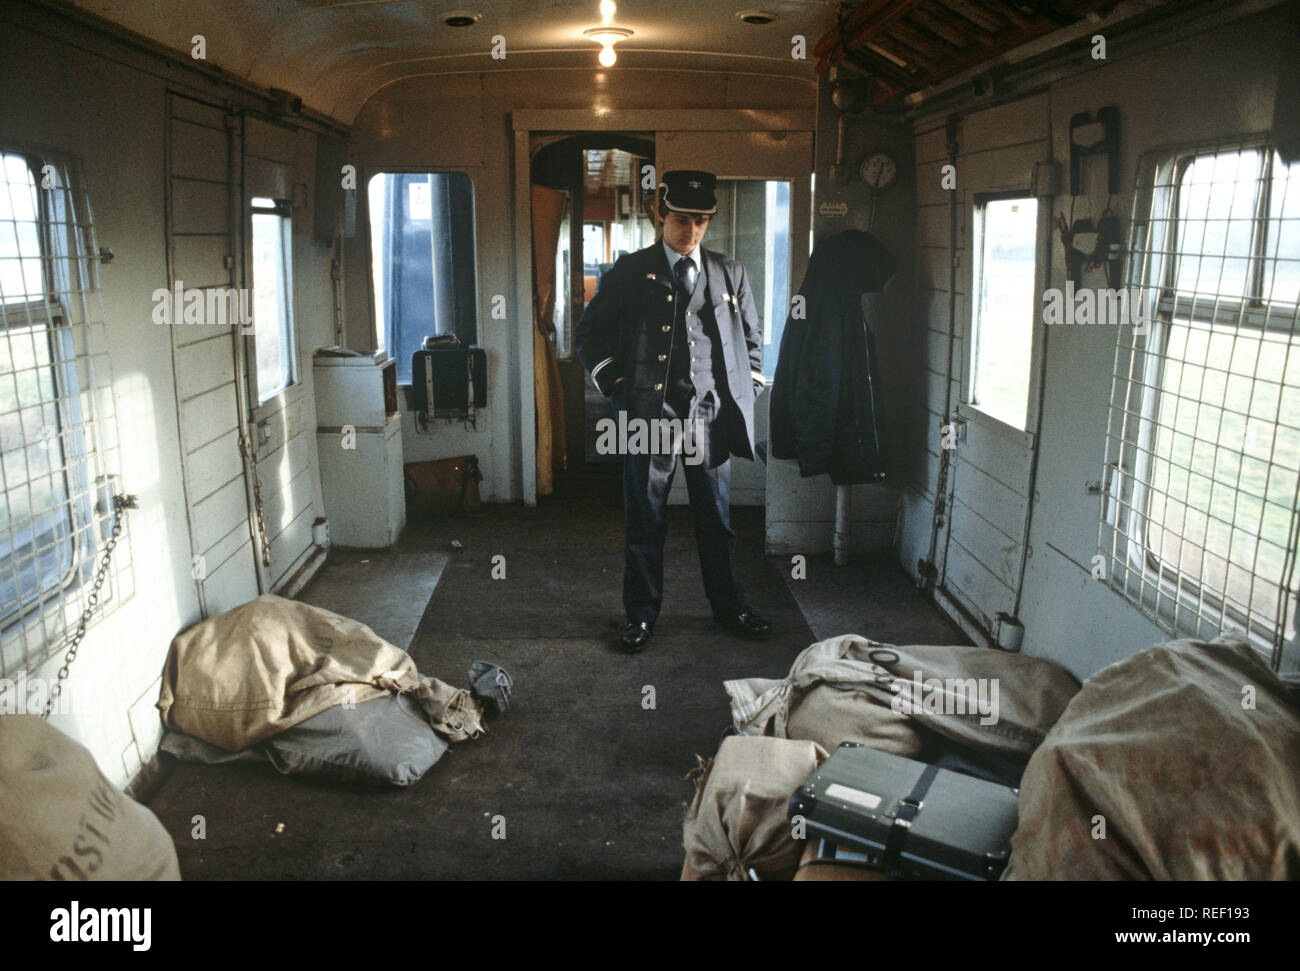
[802, 229, 897, 298]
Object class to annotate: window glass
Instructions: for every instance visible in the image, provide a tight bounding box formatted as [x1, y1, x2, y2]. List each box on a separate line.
[368, 173, 477, 384]
[971, 197, 1037, 430]
[250, 198, 294, 403]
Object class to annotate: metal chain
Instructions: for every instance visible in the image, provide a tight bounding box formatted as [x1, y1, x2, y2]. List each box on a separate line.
[42, 493, 137, 720]
[239, 432, 272, 567]
[932, 424, 952, 530]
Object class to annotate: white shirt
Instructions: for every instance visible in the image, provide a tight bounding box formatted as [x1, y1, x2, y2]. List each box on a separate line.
[663, 240, 701, 284]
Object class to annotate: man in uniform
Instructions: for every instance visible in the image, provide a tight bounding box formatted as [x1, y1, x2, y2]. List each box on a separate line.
[576, 169, 772, 653]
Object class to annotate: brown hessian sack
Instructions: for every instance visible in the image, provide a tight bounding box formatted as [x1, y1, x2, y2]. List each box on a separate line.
[0, 715, 181, 881]
[681, 735, 828, 881]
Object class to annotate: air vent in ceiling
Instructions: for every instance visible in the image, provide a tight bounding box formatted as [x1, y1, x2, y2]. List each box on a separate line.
[443, 10, 481, 28]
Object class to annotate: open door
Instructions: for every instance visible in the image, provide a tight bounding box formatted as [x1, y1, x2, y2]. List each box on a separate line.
[529, 134, 657, 498]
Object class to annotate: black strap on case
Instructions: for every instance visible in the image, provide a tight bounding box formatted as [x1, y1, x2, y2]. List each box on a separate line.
[881, 762, 940, 872]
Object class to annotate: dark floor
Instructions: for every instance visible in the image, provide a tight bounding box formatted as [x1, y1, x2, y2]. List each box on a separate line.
[146, 472, 965, 880]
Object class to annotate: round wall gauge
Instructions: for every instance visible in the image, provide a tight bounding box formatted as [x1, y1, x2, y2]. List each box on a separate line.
[860, 152, 897, 190]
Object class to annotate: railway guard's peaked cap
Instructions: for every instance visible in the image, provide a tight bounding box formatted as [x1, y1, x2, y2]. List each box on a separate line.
[658, 170, 718, 215]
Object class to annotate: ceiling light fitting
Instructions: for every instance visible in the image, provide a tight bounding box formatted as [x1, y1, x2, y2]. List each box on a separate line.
[583, 26, 632, 67]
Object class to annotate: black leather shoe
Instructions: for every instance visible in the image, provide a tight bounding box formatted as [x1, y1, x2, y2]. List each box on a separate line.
[619, 620, 653, 653]
[715, 609, 772, 640]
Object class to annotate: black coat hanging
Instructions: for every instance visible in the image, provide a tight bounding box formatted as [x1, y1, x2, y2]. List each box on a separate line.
[770, 229, 897, 484]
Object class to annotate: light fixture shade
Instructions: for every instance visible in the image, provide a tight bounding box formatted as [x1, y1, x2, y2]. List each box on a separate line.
[583, 25, 632, 66]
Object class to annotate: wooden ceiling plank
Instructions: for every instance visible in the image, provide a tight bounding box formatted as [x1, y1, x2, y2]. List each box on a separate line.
[1034, 1, 1085, 26]
[814, 0, 900, 58]
[910, 6, 982, 49]
[1051, 0, 1091, 15]
[872, 32, 941, 72]
[866, 0, 1130, 98]
[844, 47, 925, 88]
[843, 0, 931, 49]
[818, 0, 931, 65]
[931, 0, 1008, 34]
[911, 17, 1070, 86]
[890, 19, 961, 59]
[978, 0, 1028, 29]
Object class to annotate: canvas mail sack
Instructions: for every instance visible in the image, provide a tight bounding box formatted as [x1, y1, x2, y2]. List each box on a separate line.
[1006, 636, 1300, 880]
[726, 634, 1080, 762]
[157, 594, 483, 751]
[0, 715, 181, 881]
[681, 736, 829, 881]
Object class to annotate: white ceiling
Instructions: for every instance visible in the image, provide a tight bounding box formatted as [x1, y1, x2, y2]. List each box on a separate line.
[70, 0, 837, 123]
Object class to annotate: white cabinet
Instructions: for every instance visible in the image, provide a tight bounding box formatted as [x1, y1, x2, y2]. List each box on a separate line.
[313, 351, 405, 548]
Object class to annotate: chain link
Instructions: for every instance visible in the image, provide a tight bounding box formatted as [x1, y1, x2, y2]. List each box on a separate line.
[239, 432, 272, 567]
[932, 423, 952, 530]
[42, 493, 136, 720]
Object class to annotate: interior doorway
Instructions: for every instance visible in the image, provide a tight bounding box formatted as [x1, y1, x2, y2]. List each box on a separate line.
[529, 133, 655, 500]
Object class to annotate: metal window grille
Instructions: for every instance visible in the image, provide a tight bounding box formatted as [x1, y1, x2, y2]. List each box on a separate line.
[1101, 136, 1300, 671]
[0, 149, 131, 680]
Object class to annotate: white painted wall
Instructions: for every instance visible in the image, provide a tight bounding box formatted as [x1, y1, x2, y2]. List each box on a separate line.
[0, 8, 336, 787]
[897, 8, 1290, 679]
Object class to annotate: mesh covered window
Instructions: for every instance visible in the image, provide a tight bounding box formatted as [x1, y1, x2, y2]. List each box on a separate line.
[1101, 138, 1299, 670]
[0, 150, 130, 679]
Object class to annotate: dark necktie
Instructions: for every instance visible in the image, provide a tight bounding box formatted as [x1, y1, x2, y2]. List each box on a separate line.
[674, 255, 696, 297]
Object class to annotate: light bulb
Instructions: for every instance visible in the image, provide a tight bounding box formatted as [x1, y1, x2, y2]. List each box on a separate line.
[600, 1, 616, 18]
[598, 44, 617, 67]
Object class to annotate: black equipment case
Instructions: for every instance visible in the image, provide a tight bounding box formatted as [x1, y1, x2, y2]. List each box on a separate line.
[788, 743, 1019, 881]
[410, 345, 487, 413]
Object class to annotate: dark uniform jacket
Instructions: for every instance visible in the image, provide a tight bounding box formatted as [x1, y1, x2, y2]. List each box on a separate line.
[575, 242, 765, 461]
[770, 229, 897, 483]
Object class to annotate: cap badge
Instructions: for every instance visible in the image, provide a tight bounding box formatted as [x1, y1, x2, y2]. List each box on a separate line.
[688, 179, 701, 189]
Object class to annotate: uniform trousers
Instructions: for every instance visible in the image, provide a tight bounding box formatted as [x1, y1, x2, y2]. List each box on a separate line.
[620, 387, 745, 625]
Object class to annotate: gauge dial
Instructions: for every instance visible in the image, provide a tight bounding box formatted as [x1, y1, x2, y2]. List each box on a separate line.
[860, 152, 897, 190]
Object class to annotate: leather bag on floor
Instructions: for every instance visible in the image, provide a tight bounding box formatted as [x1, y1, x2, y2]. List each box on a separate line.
[404, 455, 483, 518]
